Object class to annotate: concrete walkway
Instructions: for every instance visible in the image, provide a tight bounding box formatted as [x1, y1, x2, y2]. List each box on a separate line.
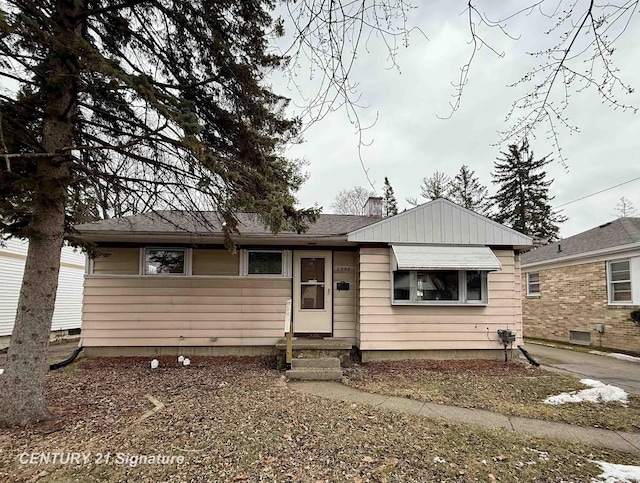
[290, 381, 640, 455]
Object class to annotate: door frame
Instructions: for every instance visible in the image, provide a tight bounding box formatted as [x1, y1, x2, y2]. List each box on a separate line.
[292, 250, 333, 335]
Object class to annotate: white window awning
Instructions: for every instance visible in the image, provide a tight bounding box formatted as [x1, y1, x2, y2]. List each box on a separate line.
[391, 245, 502, 271]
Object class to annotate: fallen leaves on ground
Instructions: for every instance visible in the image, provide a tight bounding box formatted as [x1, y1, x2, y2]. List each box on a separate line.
[343, 359, 640, 432]
[0, 356, 636, 482]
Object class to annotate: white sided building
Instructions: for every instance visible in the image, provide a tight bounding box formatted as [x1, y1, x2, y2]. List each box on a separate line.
[0, 238, 85, 349]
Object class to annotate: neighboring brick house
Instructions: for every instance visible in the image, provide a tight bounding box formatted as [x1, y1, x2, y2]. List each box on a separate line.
[521, 217, 640, 354]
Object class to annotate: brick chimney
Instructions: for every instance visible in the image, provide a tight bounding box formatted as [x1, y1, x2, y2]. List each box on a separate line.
[363, 196, 383, 217]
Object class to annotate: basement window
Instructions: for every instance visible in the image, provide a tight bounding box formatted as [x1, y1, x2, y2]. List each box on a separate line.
[569, 330, 591, 346]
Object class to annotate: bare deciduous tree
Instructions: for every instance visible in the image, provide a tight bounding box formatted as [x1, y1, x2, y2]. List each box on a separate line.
[614, 196, 638, 218]
[331, 186, 376, 215]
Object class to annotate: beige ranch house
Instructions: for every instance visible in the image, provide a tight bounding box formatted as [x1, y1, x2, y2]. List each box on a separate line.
[75, 198, 532, 361]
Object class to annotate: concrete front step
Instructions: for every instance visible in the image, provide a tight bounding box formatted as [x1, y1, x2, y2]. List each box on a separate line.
[286, 368, 343, 381]
[291, 357, 341, 369]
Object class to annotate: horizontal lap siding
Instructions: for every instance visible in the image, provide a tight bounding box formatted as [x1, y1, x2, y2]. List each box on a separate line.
[93, 248, 139, 274]
[82, 277, 291, 347]
[192, 249, 239, 276]
[358, 247, 522, 351]
[333, 251, 357, 345]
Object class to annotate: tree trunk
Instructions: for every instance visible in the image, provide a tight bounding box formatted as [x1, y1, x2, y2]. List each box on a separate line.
[0, 0, 81, 427]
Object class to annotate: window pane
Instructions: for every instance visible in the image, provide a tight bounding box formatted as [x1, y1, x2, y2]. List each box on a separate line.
[248, 252, 282, 274]
[146, 249, 185, 274]
[611, 270, 630, 281]
[610, 261, 630, 273]
[417, 271, 459, 301]
[393, 271, 411, 300]
[528, 272, 539, 283]
[301, 284, 324, 309]
[301, 258, 325, 282]
[612, 281, 631, 292]
[466, 271, 482, 300]
[613, 290, 632, 302]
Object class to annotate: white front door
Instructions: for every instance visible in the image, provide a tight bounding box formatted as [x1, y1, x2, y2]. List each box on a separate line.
[293, 251, 332, 334]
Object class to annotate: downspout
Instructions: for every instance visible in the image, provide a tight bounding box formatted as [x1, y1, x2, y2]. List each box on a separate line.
[49, 346, 84, 370]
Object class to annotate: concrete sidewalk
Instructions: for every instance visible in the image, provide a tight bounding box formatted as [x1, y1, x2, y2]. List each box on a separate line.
[290, 381, 640, 455]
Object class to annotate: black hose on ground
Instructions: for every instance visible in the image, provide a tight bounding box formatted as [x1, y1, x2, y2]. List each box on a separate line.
[517, 345, 540, 367]
[49, 346, 83, 370]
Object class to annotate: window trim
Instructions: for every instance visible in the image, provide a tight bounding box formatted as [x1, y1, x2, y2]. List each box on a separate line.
[240, 249, 291, 277]
[526, 271, 540, 296]
[391, 269, 488, 306]
[141, 247, 191, 276]
[607, 259, 632, 304]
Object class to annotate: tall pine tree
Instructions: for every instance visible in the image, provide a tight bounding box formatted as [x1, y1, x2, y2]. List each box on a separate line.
[449, 165, 490, 215]
[0, 1, 318, 427]
[491, 139, 566, 240]
[382, 177, 398, 216]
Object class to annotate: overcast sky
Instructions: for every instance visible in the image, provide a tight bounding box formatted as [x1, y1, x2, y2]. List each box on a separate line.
[274, 1, 640, 239]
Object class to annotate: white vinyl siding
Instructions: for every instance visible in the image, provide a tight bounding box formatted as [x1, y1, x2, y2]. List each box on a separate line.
[527, 272, 540, 296]
[0, 239, 84, 336]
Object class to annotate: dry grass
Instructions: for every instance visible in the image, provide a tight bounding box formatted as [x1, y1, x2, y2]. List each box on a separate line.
[0, 356, 637, 482]
[343, 360, 640, 432]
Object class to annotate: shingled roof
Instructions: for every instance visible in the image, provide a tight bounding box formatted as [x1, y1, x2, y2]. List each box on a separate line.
[74, 211, 378, 238]
[522, 217, 640, 265]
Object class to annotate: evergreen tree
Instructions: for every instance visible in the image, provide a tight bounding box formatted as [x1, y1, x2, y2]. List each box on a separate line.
[449, 165, 490, 215]
[0, 1, 318, 427]
[491, 139, 566, 240]
[382, 177, 398, 217]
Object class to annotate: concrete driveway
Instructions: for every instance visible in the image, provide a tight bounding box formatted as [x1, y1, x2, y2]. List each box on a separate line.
[524, 342, 640, 396]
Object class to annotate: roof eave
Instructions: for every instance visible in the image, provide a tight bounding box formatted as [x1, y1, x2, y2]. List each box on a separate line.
[72, 231, 355, 246]
[522, 241, 640, 269]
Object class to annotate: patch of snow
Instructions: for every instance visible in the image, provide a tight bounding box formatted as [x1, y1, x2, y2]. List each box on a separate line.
[590, 460, 640, 483]
[433, 456, 446, 464]
[589, 351, 640, 364]
[544, 379, 628, 405]
[524, 448, 549, 461]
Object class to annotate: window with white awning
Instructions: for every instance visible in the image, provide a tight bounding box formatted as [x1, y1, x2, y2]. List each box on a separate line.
[390, 245, 502, 305]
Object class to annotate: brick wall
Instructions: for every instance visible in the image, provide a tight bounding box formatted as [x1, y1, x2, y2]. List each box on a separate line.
[522, 261, 640, 354]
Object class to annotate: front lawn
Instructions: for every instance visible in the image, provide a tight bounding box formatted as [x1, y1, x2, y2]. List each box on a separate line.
[343, 359, 640, 432]
[0, 356, 637, 482]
